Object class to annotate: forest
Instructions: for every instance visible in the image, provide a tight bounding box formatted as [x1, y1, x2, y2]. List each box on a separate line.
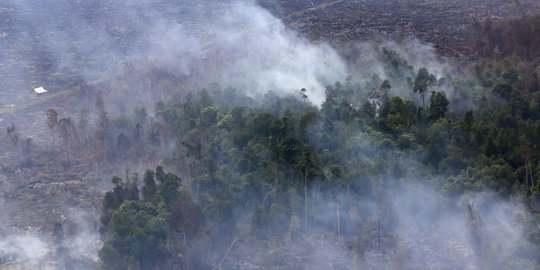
[93, 15, 540, 270]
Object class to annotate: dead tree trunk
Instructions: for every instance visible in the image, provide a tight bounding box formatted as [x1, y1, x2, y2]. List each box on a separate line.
[304, 169, 308, 230]
[377, 219, 381, 251]
[47, 108, 58, 149]
[337, 202, 341, 238]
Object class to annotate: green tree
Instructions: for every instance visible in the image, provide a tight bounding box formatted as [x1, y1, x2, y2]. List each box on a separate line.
[493, 82, 513, 101]
[142, 170, 157, 202]
[100, 201, 169, 270]
[378, 96, 417, 135]
[156, 165, 165, 183]
[425, 120, 450, 169]
[413, 67, 436, 108]
[158, 173, 181, 207]
[465, 110, 475, 127]
[429, 91, 449, 120]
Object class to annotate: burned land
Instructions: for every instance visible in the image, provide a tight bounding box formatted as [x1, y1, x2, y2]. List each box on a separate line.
[281, 0, 540, 56]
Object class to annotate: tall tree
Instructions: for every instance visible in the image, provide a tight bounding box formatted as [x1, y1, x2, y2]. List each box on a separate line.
[413, 67, 436, 108]
[429, 91, 449, 120]
[142, 169, 157, 202]
[300, 88, 308, 105]
[297, 150, 321, 230]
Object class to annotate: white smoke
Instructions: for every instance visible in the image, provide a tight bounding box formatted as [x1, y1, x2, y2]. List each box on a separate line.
[140, 1, 347, 105]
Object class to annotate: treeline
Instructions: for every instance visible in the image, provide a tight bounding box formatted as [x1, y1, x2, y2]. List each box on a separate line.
[99, 55, 540, 269]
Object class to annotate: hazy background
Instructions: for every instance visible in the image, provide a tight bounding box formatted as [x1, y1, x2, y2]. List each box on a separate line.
[0, 0, 538, 269]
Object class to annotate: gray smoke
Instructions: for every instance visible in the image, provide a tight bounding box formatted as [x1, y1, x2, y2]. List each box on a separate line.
[1, 0, 346, 109]
[0, 198, 99, 269]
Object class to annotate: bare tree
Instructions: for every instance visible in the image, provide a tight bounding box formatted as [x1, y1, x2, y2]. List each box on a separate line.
[115, 133, 131, 159]
[6, 123, 21, 164]
[6, 123, 19, 146]
[95, 91, 105, 112]
[58, 117, 79, 165]
[77, 108, 89, 146]
[133, 123, 142, 143]
[22, 137, 33, 166]
[47, 108, 58, 148]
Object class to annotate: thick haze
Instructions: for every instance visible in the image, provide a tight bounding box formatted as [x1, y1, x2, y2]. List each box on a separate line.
[280, 184, 536, 270]
[0, 0, 346, 107]
[0, 0, 538, 269]
[1, 0, 464, 109]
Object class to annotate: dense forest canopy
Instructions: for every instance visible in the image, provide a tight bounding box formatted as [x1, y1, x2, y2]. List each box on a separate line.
[95, 15, 540, 270]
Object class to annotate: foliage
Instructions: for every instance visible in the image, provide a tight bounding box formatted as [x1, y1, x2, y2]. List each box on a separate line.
[97, 17, 540, 268]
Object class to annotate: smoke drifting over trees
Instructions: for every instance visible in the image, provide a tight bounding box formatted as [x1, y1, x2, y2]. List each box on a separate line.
[0, 0, 540, 269]
[1, 0, 346, 107]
